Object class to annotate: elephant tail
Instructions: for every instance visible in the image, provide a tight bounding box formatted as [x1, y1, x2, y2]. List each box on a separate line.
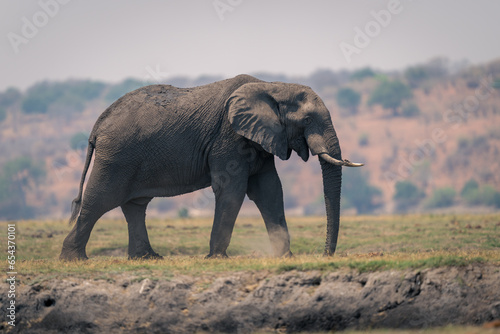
[69, 141, 95, 225]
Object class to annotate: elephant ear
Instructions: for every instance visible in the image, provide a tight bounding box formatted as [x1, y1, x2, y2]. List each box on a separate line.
[226, 83, 289, 160]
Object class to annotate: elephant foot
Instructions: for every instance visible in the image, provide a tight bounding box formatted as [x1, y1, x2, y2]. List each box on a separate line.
[205, 252, 228, 259]
[281, 250, 293, 258]
[128, 250, 163, 260]
[59, 247, 89, 261]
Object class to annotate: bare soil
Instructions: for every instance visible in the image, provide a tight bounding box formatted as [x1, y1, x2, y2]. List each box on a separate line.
[2, 265, 500, 333]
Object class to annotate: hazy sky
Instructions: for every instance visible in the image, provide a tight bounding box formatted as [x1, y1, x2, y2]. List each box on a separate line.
[1, 0, 500, 91]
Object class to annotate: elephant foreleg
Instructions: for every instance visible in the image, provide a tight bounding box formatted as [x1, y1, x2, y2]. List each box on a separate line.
[207, 173, 248, 258]
[121, 198, 162, 259]
[247, 160, 292, 257]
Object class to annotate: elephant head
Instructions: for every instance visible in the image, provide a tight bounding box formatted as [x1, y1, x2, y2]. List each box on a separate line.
[226, 82, 363, 256]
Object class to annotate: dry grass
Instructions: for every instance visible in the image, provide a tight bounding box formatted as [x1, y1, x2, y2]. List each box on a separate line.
[1, 213, 499, 282]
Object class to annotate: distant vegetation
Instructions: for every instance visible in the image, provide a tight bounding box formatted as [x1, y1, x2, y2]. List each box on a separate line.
[70, 132, 89, 151]
[336, 87, 361, 115]
[21, 80, 105, 114]
[350, 67, 376, 81]
[342, 168, 382, 214]
[0, 157, 46, 220]
[404, 57, 448, 88]
[0, 87, 22, 108]
[401, 102, 421, 118]
[424, 187, 456, 209]
[0, 107, 6, 123]
[1, 57, 500, 219]
[393, 180, 425, 213]
[105, 78, 148, 103]
[368, 80, 413, 115]
[461, 179, 500, 208]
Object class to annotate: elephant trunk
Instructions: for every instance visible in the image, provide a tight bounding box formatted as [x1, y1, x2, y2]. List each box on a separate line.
[306, 118, 364, 255]
[318, 129, 343, 256]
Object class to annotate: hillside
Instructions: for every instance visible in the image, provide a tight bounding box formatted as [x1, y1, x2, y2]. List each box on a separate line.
[1, 58, 500, 219]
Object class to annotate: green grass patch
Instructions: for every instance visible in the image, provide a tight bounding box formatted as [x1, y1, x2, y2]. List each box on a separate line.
[1, 213, 499, 280]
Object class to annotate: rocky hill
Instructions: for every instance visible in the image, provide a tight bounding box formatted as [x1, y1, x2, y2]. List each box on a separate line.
[1, 57, 500, 220]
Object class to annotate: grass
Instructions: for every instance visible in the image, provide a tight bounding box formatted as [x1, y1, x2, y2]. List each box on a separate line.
[1, 213, 499, 281]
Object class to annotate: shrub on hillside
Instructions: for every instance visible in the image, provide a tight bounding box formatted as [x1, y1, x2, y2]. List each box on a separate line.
[0, 107, 6, 123]
[461, 180, 500, 207]
[21, 80, 105, 114]
[358, 133, 369, 147]
[461, 179, 479, 197]
[424, 187, 456, 209]
[0, 87, 22, 108]
[336, 87, 361, 115]
[105, 78, 148, 103]
[0, 157, 46, 220]
[368, 80, 413, 115]
[342, 168, 382, 214]
[401, 102, 421, 118]
[405, 66, 428, 88]
[350, 67, 375, 81]
[393, 181, 425, 213]
[178, 207, 189, 218]
[70, 132, 89, 151]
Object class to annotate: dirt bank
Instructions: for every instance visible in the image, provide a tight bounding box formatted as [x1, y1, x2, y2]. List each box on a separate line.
[2, 265, 500, 333]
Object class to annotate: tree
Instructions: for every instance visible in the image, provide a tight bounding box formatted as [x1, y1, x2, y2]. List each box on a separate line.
[341, 168, 382, 214]
[307, 69, 339, 91]
[401, 102, 421, 118]
[336, 87, 361, 115]
[461, 179, 479, 197]
[0, 107, 6, 123]
[70, 132, 89, 151]
[0, 157, 46, 220]
[461, 179, 500, 207]
[0, 87, 22, 108]
[358, 133, 369, 147]
[393, 181, 425, 213]
[404, 58, 449, 88]
[368, 80, 412, 115]
[350, 67, 375, 81]
[178, 207, 189, 218]
[105, 78, 148, 103]
[21, 80, 106, 114]
[424, 187, 455, 209]
[404, 66, 428, 88]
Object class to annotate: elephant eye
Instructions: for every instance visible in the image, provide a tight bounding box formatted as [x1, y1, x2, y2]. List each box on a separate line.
[303, 117, 312, 126]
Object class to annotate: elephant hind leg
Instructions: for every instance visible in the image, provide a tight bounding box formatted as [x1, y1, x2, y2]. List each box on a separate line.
[121, 198, 162, 259]
[60, 202, 113, 261]
[60, 164, 128, 261]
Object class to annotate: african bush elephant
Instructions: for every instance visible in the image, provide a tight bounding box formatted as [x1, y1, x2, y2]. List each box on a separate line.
[60, 74, 362, 261]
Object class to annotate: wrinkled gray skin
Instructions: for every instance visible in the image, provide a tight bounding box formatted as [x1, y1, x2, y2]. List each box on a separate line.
[60, 74, 360, 261]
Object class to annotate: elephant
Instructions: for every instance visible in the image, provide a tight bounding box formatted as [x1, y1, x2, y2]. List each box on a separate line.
[59, 74, 363, 261]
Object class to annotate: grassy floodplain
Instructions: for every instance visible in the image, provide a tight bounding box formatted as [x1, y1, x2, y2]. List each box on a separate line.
[1, 213, 499, 282]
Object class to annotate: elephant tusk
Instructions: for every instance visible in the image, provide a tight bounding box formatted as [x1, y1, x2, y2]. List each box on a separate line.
[342, 159, 364, 167]
[319, 153, 364, 167]
[319, 153, 344, 165]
